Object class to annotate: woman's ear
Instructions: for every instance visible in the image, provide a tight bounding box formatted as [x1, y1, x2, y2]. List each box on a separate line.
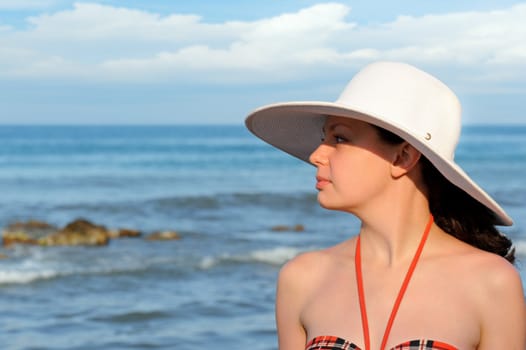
[391, 143, 422, 178]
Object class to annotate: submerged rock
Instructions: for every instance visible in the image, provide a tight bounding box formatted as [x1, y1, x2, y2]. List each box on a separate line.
[146, 231, 181, 241]
[108, 228, 142, 239]
[271, 224, 305, 232]
[2, 220, 58, 247]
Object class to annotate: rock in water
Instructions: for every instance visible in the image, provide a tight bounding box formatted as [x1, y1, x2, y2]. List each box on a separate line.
[2, 219, 180, 247]
[38, 218, 110, 246]
[107, 228, 142, 239]
[146, 231, 181, 241]
[270, 224, 305, 232]
[2, 220, 58, 247]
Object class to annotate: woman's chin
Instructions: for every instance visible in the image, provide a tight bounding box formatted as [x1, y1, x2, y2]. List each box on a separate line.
[317, 195, 355, 213]
[317, 196, 340, 211]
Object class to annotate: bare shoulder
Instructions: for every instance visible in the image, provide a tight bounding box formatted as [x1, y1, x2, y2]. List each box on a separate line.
[431, 233, 522, 292]
[441, 241, 523, 298]
[277, 239, 354, 294]
[461, 248, 523, 299]
[275, 240, 356, 348]
[454, 247, 526, 348]
[278, 243, 339, 280]
[475, 251, 525, 312]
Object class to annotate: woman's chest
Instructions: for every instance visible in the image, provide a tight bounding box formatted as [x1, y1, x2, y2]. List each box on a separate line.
[300, 267, 479, 349]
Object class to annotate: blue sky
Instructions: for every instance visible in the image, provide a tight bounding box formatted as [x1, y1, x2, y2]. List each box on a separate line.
[1, 0, 525, 125]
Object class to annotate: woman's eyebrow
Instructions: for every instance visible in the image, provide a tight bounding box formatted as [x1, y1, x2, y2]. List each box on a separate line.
[323, 122, 350, 134]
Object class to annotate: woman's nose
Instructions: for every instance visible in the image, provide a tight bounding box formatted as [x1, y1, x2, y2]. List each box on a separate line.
[309, 143, 330, 166]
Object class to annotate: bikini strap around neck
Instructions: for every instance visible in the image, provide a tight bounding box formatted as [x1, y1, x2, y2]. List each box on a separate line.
[355, 214, 434, 350]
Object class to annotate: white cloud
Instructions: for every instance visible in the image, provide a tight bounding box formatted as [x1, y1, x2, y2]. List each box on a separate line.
[0, 1, 525, 89]
[26, 3, 204, 40]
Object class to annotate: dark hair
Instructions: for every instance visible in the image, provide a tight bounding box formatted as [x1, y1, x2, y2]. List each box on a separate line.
[373, 126, 515, 264]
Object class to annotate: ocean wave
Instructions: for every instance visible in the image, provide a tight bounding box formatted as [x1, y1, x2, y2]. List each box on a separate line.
[0, 253, 71, 285]
[0, 269, 59, 285]
[0, 246, 299, 285]
[199, 246, 303, 269]
[148, 192, 318, 210]
[0, 263, 151, 286]
[47, 191, 318, 215]
[0, 249, 155, 286]
[91, 310, 172, 324]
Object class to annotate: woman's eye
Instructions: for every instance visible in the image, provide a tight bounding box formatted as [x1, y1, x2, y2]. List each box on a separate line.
[334, 135, 348, 143]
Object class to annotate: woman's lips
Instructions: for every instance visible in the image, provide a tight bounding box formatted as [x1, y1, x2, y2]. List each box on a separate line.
[315, 176, 330, 190]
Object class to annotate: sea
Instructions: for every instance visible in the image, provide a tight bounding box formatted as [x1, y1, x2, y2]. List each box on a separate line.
[0, 124, 524, 350]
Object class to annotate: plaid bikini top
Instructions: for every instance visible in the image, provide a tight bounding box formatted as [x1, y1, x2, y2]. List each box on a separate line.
[306, 335, 458, 350]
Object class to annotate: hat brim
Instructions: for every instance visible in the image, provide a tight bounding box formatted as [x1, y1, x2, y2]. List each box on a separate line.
[245, 101, 513, 226]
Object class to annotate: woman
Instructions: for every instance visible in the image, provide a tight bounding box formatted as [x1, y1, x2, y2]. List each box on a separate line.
[245, 62, 526, 350]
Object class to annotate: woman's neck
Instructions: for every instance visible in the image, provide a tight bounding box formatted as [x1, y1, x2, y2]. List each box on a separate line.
[355, 186, 433, 267]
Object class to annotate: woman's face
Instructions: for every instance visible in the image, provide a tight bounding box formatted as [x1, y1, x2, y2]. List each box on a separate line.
[309, 116, 397, 213]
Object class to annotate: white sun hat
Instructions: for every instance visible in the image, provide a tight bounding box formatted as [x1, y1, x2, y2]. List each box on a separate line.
[245, 61, 512, 226]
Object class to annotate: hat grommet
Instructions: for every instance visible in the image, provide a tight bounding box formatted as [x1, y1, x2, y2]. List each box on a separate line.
[424, 132, 432, 141]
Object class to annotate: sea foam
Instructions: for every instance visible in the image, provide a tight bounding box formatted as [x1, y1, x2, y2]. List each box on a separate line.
[199, 246, 303, 269]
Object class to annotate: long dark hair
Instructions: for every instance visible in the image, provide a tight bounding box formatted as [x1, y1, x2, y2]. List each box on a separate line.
[374, 126, 515, 264]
